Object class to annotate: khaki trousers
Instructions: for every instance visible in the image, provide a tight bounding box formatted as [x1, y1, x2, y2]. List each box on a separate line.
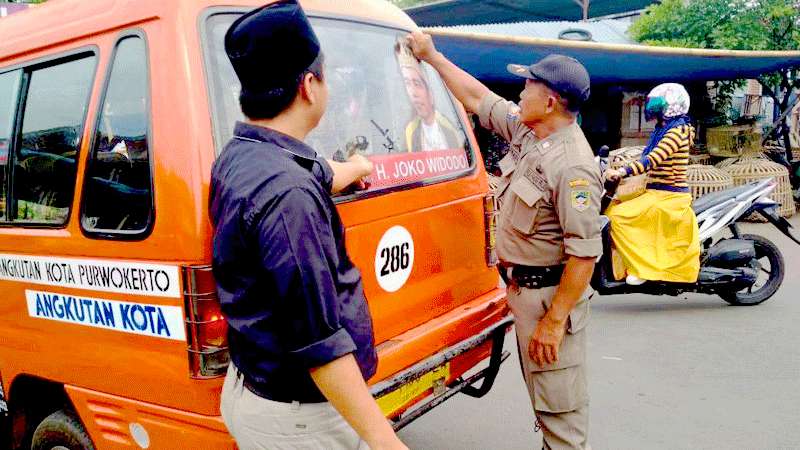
[220, 364, 369, 450]
[508, 284, 592, 450]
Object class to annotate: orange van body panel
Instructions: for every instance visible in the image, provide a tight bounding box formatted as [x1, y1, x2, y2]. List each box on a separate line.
[0, 0, 507, 446]
[65, 385, 236, 450]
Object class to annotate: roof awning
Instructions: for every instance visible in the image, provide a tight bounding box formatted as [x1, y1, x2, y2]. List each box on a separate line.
[407, 0, 656, 26]
[428, 29, 800, 85]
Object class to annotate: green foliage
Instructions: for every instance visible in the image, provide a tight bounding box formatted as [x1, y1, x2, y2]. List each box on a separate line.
[630, 0, 800, 122]
[631, 0, 800, 51]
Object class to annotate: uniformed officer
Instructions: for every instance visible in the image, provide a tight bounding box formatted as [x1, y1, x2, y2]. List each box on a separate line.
[210, 2, 407, 449]
[408, 33, 601, 450]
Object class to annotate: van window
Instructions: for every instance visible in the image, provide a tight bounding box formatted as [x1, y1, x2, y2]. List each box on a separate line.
[0, 70, 21, 221]
[82, 37, 152, 235]
[15, 55, 95, 225]
[204, 14, 473, 196]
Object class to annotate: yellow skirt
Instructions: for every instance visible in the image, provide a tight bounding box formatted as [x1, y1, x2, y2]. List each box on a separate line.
[606, 189, 700, 283]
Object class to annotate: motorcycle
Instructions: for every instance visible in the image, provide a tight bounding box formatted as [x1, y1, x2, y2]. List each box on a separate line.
[592, 145, 800, 305]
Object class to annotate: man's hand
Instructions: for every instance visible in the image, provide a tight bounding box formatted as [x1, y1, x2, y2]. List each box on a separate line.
[528, 314, 567, 367]
[328, 155, 374, 193]
[348, 153, 373, 179]
[406, 31, 438, 63]
[347, 153, 373, 191]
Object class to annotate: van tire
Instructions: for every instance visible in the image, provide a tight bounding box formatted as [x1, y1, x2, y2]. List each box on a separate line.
[30, 410, 94, 450]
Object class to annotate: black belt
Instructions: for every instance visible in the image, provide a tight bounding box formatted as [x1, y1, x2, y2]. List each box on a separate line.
[241, 377, 292, 403]
[237, 371, 323, 404]
[500, 264, 565, 289]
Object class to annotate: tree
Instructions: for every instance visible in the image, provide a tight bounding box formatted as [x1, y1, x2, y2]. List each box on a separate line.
[630, 0, 800, 165]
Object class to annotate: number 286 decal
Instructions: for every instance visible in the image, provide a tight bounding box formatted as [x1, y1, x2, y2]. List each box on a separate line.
[374, 226, 415, 292]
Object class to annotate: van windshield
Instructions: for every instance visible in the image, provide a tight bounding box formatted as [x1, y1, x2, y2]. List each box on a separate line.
[203, 14, 473, 194]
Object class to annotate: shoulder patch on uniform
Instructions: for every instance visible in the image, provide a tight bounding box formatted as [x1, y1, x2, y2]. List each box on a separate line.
[571, 189, 590, 212]
[569, 178, 590, 188]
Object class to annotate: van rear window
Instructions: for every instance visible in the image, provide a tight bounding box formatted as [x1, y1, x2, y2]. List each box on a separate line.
[82, 36, 152, 236]
[203, 14, 474, 195]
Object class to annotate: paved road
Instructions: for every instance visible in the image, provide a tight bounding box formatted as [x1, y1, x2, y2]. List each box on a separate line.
[399, 216, 800, 450]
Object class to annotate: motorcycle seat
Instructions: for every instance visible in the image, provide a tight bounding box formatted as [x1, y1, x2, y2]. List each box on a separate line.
[692, 184, 755, 215]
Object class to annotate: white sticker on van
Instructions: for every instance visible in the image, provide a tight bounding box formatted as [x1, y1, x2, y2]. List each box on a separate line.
[374, 226, 414, 293]
[26, 290, 186, 341]
[0, 254, 180, 298]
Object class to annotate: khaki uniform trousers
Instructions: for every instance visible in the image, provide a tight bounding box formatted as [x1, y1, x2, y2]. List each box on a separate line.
[508, 284, 592, 450]
[220, 364, 369, 450]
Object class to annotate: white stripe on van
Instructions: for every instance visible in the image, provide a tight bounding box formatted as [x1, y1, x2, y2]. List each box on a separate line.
[26, 290, 186, 341]
[0, 254, 181, 298]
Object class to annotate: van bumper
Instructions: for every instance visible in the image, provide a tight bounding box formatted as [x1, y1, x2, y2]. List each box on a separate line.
[370, 312, 513, 431]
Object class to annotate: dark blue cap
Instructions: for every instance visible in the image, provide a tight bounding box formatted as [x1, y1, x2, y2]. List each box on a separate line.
[225, 0, 320, 96]
[508, 54, 591, 106]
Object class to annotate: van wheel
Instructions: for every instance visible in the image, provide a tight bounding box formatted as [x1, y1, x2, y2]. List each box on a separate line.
[31, 410, 95, 450]
[718, 234, 784, 306]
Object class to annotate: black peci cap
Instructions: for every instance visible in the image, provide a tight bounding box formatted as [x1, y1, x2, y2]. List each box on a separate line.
[508, 54, 591, 107]
[225, 0, 320, 97]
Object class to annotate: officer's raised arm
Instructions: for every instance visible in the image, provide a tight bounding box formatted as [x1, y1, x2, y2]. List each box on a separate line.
[406, 31, 488, 113]
[407, 32, 523, 143]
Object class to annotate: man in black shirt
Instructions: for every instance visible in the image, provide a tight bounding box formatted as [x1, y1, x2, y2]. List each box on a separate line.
[210, 2, 406, 449]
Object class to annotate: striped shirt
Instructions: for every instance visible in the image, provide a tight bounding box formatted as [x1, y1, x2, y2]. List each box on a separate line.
[624, 124, 695, 193]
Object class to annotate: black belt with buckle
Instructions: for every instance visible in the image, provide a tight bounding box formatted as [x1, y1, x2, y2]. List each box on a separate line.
[501, 264, 565, 289]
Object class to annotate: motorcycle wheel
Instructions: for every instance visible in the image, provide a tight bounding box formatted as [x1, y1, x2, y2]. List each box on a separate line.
[718, 234, 785, 306]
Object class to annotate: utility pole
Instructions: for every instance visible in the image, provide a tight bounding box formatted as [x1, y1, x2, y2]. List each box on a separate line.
[573, 0, 590, 21]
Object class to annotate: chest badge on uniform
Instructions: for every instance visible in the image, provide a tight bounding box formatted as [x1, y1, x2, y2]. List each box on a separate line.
[571, 189, 590, 212]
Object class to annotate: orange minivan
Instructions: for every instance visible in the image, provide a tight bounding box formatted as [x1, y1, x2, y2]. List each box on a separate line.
[0, 0, 510, 448]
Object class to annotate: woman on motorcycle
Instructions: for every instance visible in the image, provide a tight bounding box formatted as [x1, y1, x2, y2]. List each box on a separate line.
[604, 83, 700, 285]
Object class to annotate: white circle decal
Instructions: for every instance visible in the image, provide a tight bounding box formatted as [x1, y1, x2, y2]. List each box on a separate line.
[129, 422, 150, 449]
[374, 225, 415, 292]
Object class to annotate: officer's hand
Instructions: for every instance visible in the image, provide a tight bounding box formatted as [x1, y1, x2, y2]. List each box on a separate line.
[604, 168, 623, 182]
[529, 315, 567, 367]
[406, 31, 438, 62]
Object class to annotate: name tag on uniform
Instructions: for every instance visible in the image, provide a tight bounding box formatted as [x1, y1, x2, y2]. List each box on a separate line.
[523, 165, 549, 193]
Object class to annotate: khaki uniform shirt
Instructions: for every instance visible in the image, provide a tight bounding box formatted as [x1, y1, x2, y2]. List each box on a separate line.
[478, 92, 602, 267]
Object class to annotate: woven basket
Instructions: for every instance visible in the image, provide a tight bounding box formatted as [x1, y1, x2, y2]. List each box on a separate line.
[610, 146, 647, 201]
[687, 164, 733, 200]
[721, 157, 795, 219]
[765, 143, 800, 161]
[707, 125, 761, 158]
[609, 146, 645, 169]
[689, 153, 712, 165]
[715, 153, 768, 171]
